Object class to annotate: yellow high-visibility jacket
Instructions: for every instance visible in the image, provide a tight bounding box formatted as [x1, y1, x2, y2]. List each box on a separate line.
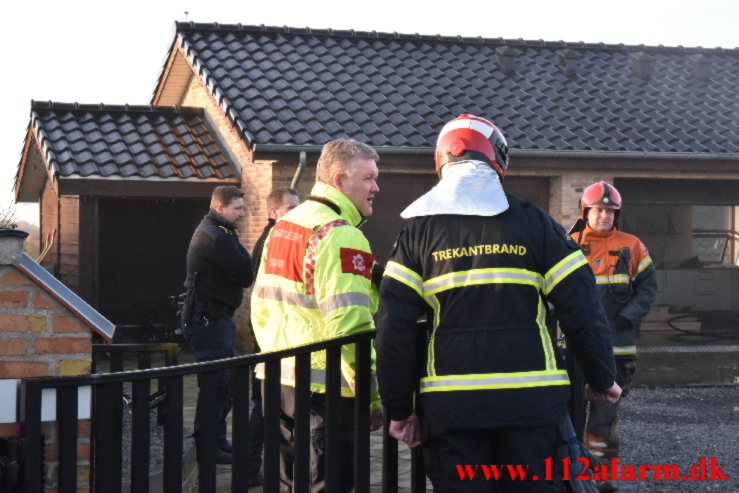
[251, 181, 380, 409]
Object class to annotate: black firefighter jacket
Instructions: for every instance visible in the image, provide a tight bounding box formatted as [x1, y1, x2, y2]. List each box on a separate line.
[376, 195, 616, 430]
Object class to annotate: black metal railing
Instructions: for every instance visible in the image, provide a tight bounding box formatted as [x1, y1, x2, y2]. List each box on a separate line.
[21, 330, 425, 493]
[91, 343, 180, 373]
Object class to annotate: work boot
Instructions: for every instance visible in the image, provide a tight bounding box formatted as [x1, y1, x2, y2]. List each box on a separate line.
[597, 479, 618, 492]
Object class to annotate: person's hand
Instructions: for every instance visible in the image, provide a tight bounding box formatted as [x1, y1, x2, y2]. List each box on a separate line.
[369, 408, 384, 431]
[389, 413, 422, 448]
[585, 382, 622, 404]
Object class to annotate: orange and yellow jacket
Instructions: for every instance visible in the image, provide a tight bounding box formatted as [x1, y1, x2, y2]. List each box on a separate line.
[577, 225, 657, 359]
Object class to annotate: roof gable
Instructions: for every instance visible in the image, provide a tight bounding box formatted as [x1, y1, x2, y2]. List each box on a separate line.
[165, 23, 739, 156]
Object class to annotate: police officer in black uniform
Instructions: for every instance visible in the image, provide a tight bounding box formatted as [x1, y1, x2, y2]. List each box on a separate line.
[183, 185, 253, 464]
[376, 115, 621, 492]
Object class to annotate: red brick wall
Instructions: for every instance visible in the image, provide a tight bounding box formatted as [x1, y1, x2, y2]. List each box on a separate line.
[58, 196, 81, 294]
[0, 271, 92, 383]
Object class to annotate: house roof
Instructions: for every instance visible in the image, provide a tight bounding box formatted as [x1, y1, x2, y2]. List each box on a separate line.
[164, 22, 739, 157]
[25, 101, 237, 181]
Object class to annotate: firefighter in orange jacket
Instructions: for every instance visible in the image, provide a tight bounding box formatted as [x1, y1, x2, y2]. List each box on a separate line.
[570, 181, 657, 492]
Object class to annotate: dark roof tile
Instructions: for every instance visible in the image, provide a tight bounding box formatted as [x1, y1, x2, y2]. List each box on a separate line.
[170, 23, 739, 153]
[30, 103, 236, 180]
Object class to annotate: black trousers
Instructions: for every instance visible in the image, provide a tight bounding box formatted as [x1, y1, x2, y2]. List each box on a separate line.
[423, 423, 565, 493]
[247, 370, 264, 477]
[278, 385, 355, 493]
[182, 316, 234, 449]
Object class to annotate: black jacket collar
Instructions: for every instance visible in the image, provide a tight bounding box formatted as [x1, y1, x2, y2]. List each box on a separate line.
[206, 209, 236, 230]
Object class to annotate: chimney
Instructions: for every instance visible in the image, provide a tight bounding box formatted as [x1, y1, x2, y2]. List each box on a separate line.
[0, 228, 28, 265]
[631, 51, 654, 79]
[689, 54, 711, 81]
[496, 46, 521, 75]
[557, 49, 579, 77]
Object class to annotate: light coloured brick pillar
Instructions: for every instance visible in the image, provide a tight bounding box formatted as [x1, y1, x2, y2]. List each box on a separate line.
[552, 172, 615, 227]
[0, 229, 92, 492]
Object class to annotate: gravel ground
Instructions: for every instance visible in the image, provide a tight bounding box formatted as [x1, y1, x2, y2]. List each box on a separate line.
[615, 385, 738, 492]
[120, 407, 165, 481]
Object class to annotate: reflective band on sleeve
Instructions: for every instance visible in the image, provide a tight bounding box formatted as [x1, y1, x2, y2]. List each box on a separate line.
[595, 275, 630, 285]
[318, 292, 370, 314]
[536, 298, 557, 371]
[384, 261, 424, 297]
[419, 370, 570, 392]
[423, 268, 542, 297]
[253, 285, 317, 308]
[636, 256, 653, 276]
[543, 251, 588, 294]
[613, 345, 637, 356]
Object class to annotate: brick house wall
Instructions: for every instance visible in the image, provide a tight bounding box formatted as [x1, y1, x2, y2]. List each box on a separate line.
[0, 233, 94, 492]
[39, 171, 85, 295]
[554, 171, 616, 226]
[40, 177, 59, 268]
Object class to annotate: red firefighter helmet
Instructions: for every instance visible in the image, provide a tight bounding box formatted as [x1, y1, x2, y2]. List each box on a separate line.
[435, 114, 509, 178]
[580, 181, 622, 219]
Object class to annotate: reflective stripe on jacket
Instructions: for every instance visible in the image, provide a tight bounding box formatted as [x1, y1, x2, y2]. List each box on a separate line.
[578, 225, 658, 359]
[377, 195, 616, 428]
[251, 181, 380, 408]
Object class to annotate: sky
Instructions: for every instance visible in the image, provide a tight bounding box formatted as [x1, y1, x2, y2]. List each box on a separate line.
[2, 0, 738, 225]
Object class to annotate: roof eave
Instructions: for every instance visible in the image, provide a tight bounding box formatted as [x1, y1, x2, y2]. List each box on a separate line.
[253, 144, 739, 162]
[59, 174, 239, 181]
[513, 149, 739, 161]
[252, 144, 435, 155]
[55, 175, 240, 198]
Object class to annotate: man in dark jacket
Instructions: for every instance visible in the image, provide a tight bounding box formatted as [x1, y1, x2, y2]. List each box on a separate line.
[244, 186, 299, 484]
[183, 185, 253, 464]
[376, 114, 621, 492]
